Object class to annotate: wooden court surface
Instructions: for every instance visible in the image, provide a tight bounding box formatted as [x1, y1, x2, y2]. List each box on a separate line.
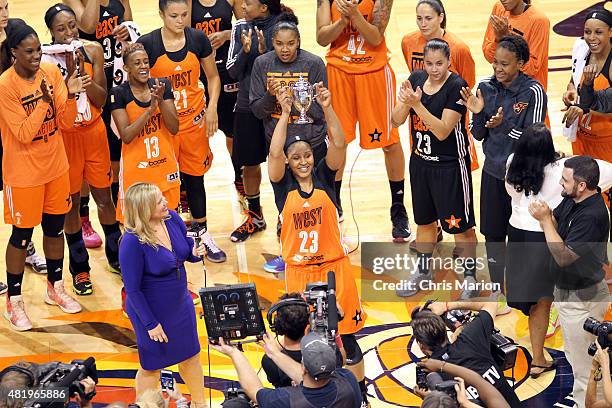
[0, 0, 603, 407]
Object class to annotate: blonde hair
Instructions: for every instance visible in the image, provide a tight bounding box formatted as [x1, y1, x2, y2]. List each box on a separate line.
[123, 182, 168, 248]
[135, 389, 167, 408]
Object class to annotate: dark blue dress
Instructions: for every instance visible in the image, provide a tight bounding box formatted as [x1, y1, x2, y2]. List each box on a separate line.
[119, 210, 201, 370]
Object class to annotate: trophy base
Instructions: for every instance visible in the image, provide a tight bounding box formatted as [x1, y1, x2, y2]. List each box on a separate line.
[294, 117, 314, 124]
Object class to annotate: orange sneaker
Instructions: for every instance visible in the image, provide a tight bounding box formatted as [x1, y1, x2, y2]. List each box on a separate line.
[45, 280, 82, 314]
[5, 295, 32, 331]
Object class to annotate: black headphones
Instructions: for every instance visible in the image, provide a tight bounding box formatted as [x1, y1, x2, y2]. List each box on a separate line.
[0, 365, 36, 387]
[267, 298, 310, 334]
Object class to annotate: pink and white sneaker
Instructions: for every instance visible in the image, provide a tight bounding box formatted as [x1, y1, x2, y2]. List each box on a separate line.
[81, 217, 102, 248]
[45, 280, 82, 314]
[5, 295, 33, 331]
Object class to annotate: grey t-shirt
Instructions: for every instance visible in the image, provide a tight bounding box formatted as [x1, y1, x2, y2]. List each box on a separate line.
[249, 49, 328, 147]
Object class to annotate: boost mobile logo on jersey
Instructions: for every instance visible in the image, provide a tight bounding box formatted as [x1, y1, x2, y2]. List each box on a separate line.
[513, 102, 529, 114]
[138, 161, 148, 168]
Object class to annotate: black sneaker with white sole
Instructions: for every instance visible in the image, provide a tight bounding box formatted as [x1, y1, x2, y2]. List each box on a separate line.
[230, 210, 266, 242]
[391, 203, 412, 243]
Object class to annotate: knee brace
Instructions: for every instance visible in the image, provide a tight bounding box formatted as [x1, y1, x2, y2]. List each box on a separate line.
[9, 226, 34, 249]
[340, 333, 364, 365]
[41, 213, 66, 238]
[182, 173, 206, 219]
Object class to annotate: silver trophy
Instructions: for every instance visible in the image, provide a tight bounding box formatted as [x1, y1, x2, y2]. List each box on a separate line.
[290, 75, 315, 124]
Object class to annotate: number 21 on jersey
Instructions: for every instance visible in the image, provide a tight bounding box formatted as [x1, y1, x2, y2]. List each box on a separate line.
[299, 230, 319, 253]
[173, 89, 188, 110]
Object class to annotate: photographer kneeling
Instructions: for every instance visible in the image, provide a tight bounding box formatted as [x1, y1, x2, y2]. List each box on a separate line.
[411, 300, 521, 407]
[212, 333, 362, 408]
[262, 293, 346, 388]
[586, 342, 612, 408]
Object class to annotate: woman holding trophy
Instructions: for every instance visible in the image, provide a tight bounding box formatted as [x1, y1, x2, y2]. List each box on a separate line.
[249, 14, 329, 273]
[268, 83, 369, 404]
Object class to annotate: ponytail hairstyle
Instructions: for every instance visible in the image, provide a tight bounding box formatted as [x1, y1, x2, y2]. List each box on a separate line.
[423, 38, 450, 60]
[497, 34, 530, 65]
[2, 23, 38, 71]
[159, 0, 188, 12]
[271, 12, 299, 39]
[416, 0, 447, 29]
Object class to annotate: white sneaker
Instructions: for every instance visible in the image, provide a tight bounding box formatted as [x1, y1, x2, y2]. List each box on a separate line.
[460, 276, 480, 300]
[396, 271, 433, 297]
[201, 230, 227, 263]
[45, 280, 82, 314]
[25, 242, 47, 274]
[5, 295, 32, 331]
[492, 291, 512, 315]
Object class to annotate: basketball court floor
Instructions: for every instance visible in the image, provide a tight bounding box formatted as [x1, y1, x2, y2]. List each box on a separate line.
[0, 0, 609, 406]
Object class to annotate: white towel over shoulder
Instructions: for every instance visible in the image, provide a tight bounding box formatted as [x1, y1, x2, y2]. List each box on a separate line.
[563, 38, 589, 142]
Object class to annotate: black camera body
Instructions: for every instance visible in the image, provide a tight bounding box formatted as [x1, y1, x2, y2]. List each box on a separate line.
[221, 387, 252, 408]
[426, 372, 459, 400]
[441, 310, 518, 371]
[302, 271, 340, 345]
[584, 317, 612, 356]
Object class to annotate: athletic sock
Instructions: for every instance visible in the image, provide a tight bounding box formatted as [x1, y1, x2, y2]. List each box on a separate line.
[335, 180, 343, 208]
[66, 230, 90, 275]
[111, 182, 119, 207]
[46, 258, 64, 284]
[79, 194, 90, 218]
[247, 193, 261, 216]
[358, 379, 368, 403]
[101, 223, 122, 265]
[233, 159, 242, 184]
[7, 272, 24, 297]
[389, 179, 405, 206]
[417, 251, 433, 275]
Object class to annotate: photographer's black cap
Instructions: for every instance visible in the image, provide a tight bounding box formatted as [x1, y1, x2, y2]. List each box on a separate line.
[300, 333, 336, 380]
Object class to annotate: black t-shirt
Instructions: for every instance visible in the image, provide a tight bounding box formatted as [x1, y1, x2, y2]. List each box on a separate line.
[261, 346, 344, 388]
[191, 0, 233, 81]
[408, 70, 469, 164]
[552, 193, 610, 290]
[431, 311, 522, 407]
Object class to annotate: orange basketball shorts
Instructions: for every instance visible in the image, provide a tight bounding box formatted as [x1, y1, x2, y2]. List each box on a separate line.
[4, 171, 71, 228]
[63, 118, 112, 194]
[173, 124, 213, 176]
[327, 63, 400, 149]
[116, 185, 179, 224]
[285, 256, 367, 335]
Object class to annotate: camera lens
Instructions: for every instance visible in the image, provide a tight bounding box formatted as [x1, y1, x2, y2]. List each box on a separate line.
[584, 317, 601, 335]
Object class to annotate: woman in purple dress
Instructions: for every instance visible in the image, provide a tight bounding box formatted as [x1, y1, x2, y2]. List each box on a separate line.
[119, 182, 206, 406]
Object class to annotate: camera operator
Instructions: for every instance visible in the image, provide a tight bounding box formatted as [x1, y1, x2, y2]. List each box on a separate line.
[529, 156, 611, 408]
[418, 360, 510, 408]
[0, 361, 96, 408]
[261, 293, 345, 388]
[212, 333, 362, 408]
[587, 342, 612, 408]
[411, 300, 521, 407]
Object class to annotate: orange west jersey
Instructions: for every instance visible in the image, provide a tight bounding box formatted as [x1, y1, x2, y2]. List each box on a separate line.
[402, 30, 475, 89]
[109, 78, 180, 193]
[273, 162, 347, 266]
[482, 1, 550, 91]
[326, 0, 390, 74]
[138, 28, 213, 132]
[0, 63, 77, 188]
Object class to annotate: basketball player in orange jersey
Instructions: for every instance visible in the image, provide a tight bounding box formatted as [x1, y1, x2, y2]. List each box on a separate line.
[110, 43, 180, 225]
[45, 4, 123, 297]
[317, 0, 412, 243]
[482, 0, 550, 92]
[63, 0, 133, 239]
[563, 10, 612, 174]
[269, 84, 368, 404]
[0, 25, 86, 331]
[138, 0, 226, 263]
[188, 0, 246, 209]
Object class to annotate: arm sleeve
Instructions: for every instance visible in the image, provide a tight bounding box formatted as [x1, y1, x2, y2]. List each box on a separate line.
[496, 81, 547, 140]
[161, 78, 174, 100]
[249, 56, 277, 119]
[109, 86, 126, 111]
[0, 88, 50, 145]
[481, 4, 498, 64]
[471, 83, 489, 141]
[255, 388, 290, 408]
[53, 73, 79, 131]
[581, 83, 612, 113]
[522, 16, 550, 80]
[444, 77, 468, 115]
[226, 21, 249, 81]
[401, 36, 411, 71]
[315, 56, 328, 87]
[119, 234, 159, 330]
[193, 29, 213, 59]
